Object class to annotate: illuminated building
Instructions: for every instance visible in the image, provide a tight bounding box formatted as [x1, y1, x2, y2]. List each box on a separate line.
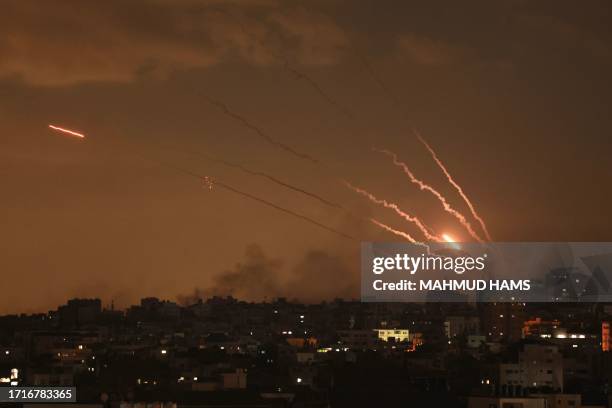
[522, 318, 592, 350]
[410, 332, 424, 346]
[603, 321, 610, 352]
[522, 317, 561, 338]
[286, 337, 318, 348]
[376, 329, 409, 342]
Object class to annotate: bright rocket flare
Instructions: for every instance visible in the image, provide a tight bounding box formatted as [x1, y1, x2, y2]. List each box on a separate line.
[417, 133, 492, 241]
[442, 233, 455, 243]
[345, 181, 441, 242]
[375, 148, 484, 243]
[442, 233, 461, 250]
[49, 125, 85, 138]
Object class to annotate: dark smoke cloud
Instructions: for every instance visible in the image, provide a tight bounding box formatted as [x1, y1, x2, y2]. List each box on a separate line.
[177, 244, 284, 305]
[177, 243, 359, 305]
[0, 1, 349, 86]
[287, 249, 359, 303]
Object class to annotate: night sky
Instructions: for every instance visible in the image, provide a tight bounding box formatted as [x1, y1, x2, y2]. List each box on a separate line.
[2, 0, 611, 313]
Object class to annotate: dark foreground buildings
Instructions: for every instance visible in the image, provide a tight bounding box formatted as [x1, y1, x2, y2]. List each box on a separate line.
[2, 298, 612, 407]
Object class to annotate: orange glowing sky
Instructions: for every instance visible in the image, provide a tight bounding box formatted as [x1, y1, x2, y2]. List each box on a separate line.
[1, 0, 612, 313]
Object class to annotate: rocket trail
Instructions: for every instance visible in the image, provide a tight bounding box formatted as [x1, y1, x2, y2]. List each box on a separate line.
[355, 52, 401, 108]
[52, 125, 352, 241]
[49, 122, 417, 244]
[207, 155, 343, 209]
[205, 98, 318, 164]
[157, 149, 414, 244]
[374, 148, 484, 243]
[213, 154, 421, 241]
[155, 160, 355, 241]
[155, 141, 342, 210]
[198, 101, 417, 238]
[214, 9, 352, 120]
[49, 124, 85, 138]
[370, 218, 430, 251]
[353, 48, 491, 241]
[368, 222, 431, 258]
[214, 181, 355, 240]
[193, 151, 411, 240]
[203, 153, 423, 241]
[281, 59, 353, 119]
[344, 181, 441, 242]
[416, 134, 492, 241]
[214, 9, 351, 120]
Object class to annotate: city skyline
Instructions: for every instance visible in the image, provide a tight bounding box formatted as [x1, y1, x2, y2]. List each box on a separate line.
[2, 295, 612, 407]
